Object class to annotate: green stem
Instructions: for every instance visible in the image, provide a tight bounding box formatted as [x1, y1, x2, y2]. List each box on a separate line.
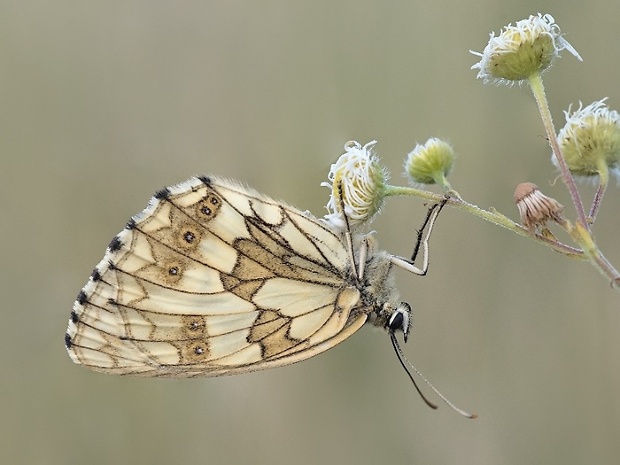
[528, 72, 620, 289]
[571, 222, 620, 289]
[384, 185, 583, 258]
[588, 162, 609, 222]
[527, 72, 589, 229]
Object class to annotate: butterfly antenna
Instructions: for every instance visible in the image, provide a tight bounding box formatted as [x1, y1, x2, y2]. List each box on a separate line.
[390, 332, 477, 419]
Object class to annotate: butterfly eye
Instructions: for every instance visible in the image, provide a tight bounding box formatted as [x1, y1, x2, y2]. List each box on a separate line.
[387, 303, 411, 342]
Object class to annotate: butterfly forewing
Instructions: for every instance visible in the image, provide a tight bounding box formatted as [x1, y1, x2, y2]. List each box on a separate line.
[66, 176, 369, 377]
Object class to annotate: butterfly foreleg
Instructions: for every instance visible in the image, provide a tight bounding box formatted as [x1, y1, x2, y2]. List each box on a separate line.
[357, 235, 370, 280]
[389, 196, 448, 276]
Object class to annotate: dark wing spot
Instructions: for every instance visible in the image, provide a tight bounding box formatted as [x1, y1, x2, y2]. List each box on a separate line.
[126, 218, 137, 229]
[90, 268, 102, 281]
[186, 318, 205, 333]
[70, 311, 79, 324]
[108, 236, 123, 252]
[182, 341, 210, 362]
[197, 176, 212, 186]
[181, 316, 206, 337]
[65, 333, 73, 349]
[196, 193, 221, 220]
[76, 290, 88, 305]
[155, 187, 171, 200]
[175, 225, 202, 249]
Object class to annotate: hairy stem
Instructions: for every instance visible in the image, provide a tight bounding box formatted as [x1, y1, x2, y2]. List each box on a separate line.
[527, 72, 589, 228]
[384, 185, 583, 258]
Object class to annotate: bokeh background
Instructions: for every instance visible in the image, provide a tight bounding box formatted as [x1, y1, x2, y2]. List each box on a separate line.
[2, 1, 619, 464]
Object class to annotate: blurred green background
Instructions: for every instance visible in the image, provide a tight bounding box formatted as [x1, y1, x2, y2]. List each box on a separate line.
[2, 1, 619, 464]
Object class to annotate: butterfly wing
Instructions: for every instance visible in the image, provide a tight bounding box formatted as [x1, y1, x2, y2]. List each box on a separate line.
[66, 176, 368, 377]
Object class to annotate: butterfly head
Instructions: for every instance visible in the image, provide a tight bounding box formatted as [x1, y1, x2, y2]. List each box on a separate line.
[387, 302, 412, 343]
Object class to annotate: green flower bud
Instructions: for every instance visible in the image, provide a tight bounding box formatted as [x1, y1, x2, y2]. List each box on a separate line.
[404, 138, 454, 190]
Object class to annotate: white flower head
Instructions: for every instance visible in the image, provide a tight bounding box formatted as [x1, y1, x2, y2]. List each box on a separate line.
[471, 13, 582, 85]
[554, 98, 620, 183]
[322, 140, 388, 229]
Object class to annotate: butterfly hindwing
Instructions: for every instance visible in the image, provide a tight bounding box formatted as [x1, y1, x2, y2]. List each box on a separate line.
[66, 176, 368, 377]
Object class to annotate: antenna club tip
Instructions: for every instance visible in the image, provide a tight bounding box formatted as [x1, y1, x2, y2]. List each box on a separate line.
[468, 413, 478, 420]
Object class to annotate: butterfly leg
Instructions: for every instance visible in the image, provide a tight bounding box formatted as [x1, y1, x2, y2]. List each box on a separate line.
[357, 235, 369, 280]
[389, 196, 448, 276]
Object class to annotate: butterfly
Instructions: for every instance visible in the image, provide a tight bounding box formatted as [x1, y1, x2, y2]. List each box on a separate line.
[65, 175, 473, 414]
